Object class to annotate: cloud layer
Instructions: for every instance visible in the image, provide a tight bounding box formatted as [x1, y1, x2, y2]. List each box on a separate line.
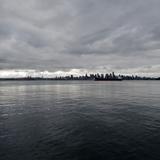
[0, 0, 160, 76]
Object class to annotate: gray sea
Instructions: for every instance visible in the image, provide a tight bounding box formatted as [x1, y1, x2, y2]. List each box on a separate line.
[0, 80, 160, 160]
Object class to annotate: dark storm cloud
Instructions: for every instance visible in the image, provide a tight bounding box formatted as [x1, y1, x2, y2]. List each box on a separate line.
[0, 0, 160, 75]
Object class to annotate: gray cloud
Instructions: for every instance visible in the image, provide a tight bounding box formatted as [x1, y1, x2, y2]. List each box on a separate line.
[0, 0, 160, 76]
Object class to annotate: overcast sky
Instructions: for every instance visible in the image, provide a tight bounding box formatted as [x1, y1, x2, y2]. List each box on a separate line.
[0, 0, 160, 77]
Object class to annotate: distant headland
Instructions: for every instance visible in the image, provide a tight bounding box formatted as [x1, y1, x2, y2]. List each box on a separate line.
[0, 72, 159, 81]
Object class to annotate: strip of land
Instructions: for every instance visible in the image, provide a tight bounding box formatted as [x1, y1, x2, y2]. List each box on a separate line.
[0, 72, 159, 81]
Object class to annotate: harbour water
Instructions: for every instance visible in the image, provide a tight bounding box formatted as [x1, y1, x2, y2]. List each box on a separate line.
[0, 80, 160, 160]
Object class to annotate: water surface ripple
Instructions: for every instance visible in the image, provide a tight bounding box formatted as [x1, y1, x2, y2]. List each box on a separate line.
[0, 81, 160, 160]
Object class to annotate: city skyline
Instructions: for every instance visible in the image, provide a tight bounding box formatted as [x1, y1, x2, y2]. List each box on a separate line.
[0, 71, 159, 80]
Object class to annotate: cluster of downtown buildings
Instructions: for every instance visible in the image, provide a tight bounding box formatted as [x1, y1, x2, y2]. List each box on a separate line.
[53, 72, 159, 81]
[0, 72, 159, 81]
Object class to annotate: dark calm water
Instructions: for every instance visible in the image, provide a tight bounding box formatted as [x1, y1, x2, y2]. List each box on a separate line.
[0, 81, 160, 160]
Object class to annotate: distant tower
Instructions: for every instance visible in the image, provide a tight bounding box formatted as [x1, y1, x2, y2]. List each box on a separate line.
[101, 74, 104, 79]
[71, 75, 73, 79]
[112, 72, 115, 78]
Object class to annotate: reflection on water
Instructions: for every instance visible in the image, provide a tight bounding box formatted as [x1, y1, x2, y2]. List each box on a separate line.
[0, 80, 160, 160]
